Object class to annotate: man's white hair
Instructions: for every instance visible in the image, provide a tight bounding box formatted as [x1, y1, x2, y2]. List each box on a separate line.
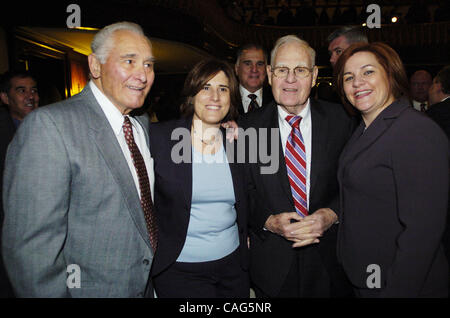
[91, 21, 150, 64]
[270, 35, 316, 67]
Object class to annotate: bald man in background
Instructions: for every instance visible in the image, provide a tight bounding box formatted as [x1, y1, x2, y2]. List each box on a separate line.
[410, 70, 433, 112]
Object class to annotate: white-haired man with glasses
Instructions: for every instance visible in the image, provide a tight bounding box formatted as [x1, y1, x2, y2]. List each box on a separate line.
[240, 35, 354, 297]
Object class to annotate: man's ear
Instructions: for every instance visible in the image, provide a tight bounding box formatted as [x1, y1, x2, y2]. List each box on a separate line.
[88, 54, 101, 79]
[311, 65, 319, 88]
[0, 92, 9, 105]
[267, 65, 272, 86]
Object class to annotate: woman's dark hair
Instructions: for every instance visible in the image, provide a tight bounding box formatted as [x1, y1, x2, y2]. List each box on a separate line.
[334, 42, 410, 109]
[180, 59, 239, 122]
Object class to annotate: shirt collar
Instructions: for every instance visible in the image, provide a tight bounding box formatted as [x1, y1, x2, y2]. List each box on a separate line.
[240, 85, 263, 101]
[440, 96, 450, 103]
[277, 98, 311, 124]
[89, 81, 133, 136]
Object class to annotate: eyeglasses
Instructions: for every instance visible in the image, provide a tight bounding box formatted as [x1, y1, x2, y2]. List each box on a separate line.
[271, 66, 313, 78]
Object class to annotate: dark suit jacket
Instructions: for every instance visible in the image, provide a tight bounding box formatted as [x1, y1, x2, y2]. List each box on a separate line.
[237, 86, 274, 116]
[0, 107, 16, 297]
[426, 97, 450, 139]
[337, 99, 449, 297]
[240, 99, 354, 297]
[426, 97, 450, 278]
[149, 116, 249, 278]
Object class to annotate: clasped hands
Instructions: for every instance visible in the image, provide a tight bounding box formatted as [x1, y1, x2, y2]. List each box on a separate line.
[264, 208, 337, 248]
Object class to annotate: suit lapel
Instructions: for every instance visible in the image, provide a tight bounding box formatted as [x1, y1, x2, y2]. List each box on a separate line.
[339, 99, 408, 169]
[263, 103, 294, 207]
[176, 116, 193, 210]
[223, 128, 244, 206]
[309, 100, 328, 202]
[82, 86, 152, 250]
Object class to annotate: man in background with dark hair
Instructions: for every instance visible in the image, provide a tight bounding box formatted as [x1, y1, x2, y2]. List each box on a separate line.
[327, 26, 368, 69]
[323, 26, 368, 113]
[0, 71, 39, 126]
[235, 43, 273, 115]
[0, 70, 39, 297]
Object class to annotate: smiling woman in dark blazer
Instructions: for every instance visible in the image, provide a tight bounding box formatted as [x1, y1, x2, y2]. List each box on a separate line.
[334, 42, 448, 297]
[149, 59, 249, 298]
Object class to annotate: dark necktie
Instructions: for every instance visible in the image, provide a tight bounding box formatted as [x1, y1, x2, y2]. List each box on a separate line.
[123, 116, 158, 250]
[420, 103, 427, 112]
[248, 94, 259, 113]
[285, 115, 308, 217]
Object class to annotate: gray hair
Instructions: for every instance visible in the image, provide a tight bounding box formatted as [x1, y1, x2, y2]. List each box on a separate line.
[270, 35, 316, 67]
[235, 43, 268, 66]
[327, 26, 368, 45]
[91, 21, 150, 64]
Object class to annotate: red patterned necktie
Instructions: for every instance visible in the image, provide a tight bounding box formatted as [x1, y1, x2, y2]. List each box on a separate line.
[285, 115, 308, 217]
[248, 94, 259, 112]
[123, 116, 158, 250]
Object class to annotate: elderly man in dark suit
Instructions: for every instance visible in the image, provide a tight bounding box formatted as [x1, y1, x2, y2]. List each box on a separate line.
[0, 70, 39, 297]
[240, 35, 354, 297]
[2, 22, 157, 297]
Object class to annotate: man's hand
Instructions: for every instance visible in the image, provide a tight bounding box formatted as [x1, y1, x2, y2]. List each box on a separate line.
[290, 208, 338, 248]
[264, 208, 338, 248]
[264, 212, 316, 244]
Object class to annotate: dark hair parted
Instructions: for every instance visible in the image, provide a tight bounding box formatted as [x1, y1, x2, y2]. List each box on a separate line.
[327, 26, 368, 45]
[334, 42, 410, 109]
[236, 43, 268, 65]
[180, 59, 239, 122]
[0, 70, 37, 93]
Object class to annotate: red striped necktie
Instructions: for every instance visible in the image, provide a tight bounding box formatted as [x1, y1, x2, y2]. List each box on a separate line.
[285, 115, 308, 217]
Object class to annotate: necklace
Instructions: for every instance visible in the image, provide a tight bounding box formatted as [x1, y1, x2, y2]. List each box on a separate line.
[193, 129, 220, 146]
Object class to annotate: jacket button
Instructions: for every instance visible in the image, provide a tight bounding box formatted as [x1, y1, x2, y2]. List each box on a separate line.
[143, 259, 150, 266]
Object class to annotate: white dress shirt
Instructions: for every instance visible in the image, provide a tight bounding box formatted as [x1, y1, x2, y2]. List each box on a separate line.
[277, 100, 312, 208]
[89, 81, 155, 199]
[412, 99, 428, 111]
[240, 85, 263, 113]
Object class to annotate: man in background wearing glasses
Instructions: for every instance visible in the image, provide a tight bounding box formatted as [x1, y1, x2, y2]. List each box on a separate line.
[240, 35, 354, 297]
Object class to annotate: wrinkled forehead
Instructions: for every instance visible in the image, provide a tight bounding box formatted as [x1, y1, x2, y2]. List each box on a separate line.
[109, 30, 153, 56]
[273, 42, 313, 67]
[241, 48, 264, 60]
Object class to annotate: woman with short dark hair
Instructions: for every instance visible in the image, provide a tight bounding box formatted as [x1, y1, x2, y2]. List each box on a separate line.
[334, 42, 448, 297]
[150, 59, 249, 297]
